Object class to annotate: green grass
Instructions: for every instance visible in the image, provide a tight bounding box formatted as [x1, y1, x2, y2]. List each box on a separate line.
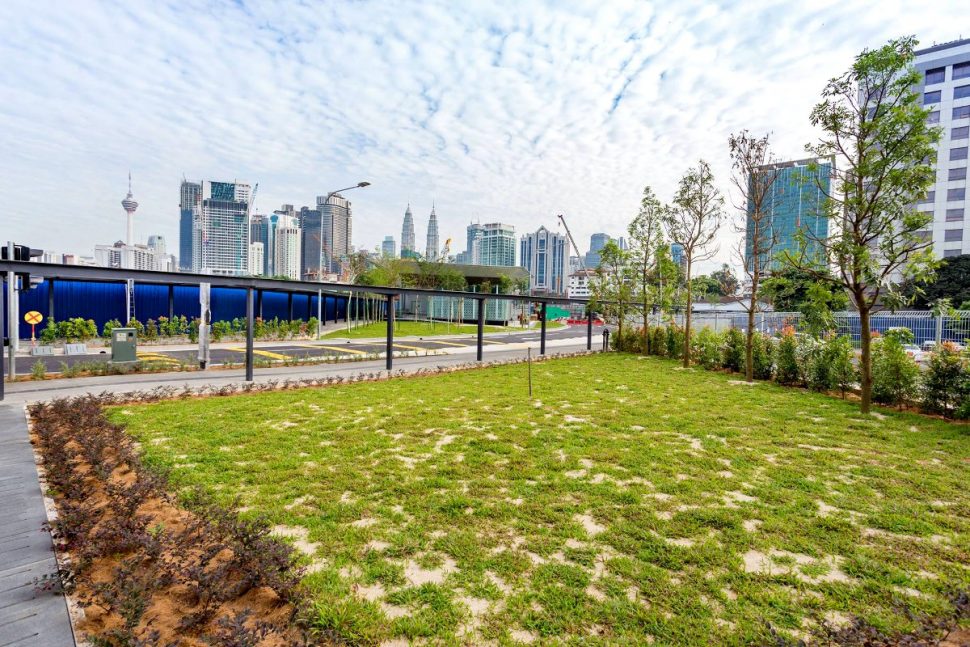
[321, 319, 563, 339]
[111, 354, 970, 645]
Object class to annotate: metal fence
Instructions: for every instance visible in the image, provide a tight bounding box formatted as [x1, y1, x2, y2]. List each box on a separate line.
[652, 310, 970, 345]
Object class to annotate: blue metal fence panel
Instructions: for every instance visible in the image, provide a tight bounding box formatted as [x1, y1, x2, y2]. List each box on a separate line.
[211, 287, 246, 323]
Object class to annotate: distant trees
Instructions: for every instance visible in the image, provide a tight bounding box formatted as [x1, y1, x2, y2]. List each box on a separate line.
[902, 254, 970, 309]
[783, 36, 941, 413]
[628, 186, 665, 340]
[590, 240, 633, 340]
[664, 160, 725, 367]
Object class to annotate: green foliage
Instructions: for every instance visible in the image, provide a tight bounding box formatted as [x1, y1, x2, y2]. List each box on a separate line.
[665, 325, 684, 359]
[775, 332, 801, 386]
[590, 241, 634, 338]
[922, 343, 968, 417]
[804, 337, 833, 392]
[694, 327, 723, 370]
[882, 327, 914, 345]
[722, 328, 745, 372]
[40, 317, 57, 344]
[827, 335, 856, 398]
[651, 326, 666, 357]
[188, 318, 200, 343]
[759, 267, 849, 335]
[144, 319, 158, 341]
[126, 317, 144, 336]
[31, 360, 47, 380]
[102, 319, 122, 338]
[871, 336, 920, 407]
[903, 254, 970, 308]
[611, 328, 646, 353]
[56, 317, 98, 342]
[752, 333, 774, 380]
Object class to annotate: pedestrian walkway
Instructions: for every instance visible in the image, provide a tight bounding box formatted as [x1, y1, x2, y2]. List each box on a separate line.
[0, 405, 75, 646]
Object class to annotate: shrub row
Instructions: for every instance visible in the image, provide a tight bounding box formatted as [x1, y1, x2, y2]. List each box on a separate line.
[29, 396, 311, 645]
[39, 315, 320, 343]
[614, 325, 970, 418]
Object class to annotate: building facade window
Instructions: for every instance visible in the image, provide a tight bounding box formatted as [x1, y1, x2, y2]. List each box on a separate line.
[919, 190, 936, 203]
[955, 62, 970, 80]
[956, 85, 970, 100]
[944, 249, 963, 258]
[952, 147, 969, 161]
[955, 105, 970, 120]
[949, 188, 967, 201]
[954, 126, 970, 140]
[926, 67, 946, 84]
[924, 90, 942, 104]
[928, 110, 941, 124]
[947, 208, 966, 221]
[950, 167, 968, 181]
[945, 229, 964, 242]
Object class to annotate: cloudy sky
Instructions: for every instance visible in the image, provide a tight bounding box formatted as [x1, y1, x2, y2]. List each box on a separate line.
[0, 0, 963, 272]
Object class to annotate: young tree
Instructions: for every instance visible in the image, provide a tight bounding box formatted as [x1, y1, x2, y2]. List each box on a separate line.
[628, 186, 665, 340]
[728, 130, 781, 381]
[664, 160, 725, 367]
[591, 240, 633, 341]
[786, 36, 941, 413]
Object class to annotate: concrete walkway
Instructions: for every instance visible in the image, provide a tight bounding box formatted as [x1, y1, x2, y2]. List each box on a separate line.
[0, 405, 75, 647]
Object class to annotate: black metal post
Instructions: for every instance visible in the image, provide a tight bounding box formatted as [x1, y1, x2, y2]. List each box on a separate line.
[386, 294, 394, 371]
[287, 292, 294, 322]
[245, 287, 254, 382]
[540, 301, 547, 356]
[48, 278, 55, 321]
[306, 293, 312, 320]
[477, 298, 485, 361]
[256, 289, 263, 318]
[167, 284, 174, 321]
[587, 308, 593, 351]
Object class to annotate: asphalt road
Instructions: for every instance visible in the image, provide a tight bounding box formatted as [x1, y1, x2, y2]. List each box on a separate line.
[11, 325, 604, 375]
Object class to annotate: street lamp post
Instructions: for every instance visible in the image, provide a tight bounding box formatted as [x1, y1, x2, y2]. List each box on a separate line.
[319, 181, 370, 281]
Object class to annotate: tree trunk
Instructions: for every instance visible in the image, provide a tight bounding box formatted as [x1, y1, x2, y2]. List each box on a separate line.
[859, 306, 872, 414]
[683, 258, 692, 368]
[745, 275, 757, 382]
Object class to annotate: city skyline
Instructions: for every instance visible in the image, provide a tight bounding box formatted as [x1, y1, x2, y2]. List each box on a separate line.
[1, 1, 965, 274]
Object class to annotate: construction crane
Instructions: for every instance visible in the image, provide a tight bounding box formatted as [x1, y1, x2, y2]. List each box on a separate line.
[557, 213, 587, 274]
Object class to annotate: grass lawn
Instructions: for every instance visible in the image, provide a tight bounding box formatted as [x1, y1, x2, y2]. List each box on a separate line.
[321, 319, 564, 339]
[112, 354, 970, 645]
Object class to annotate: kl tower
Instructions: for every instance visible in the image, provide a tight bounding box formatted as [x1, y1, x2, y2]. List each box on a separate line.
[121, 171, 139, 245]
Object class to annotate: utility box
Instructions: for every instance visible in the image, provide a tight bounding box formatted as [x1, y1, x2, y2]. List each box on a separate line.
[111, 327, 137, 364]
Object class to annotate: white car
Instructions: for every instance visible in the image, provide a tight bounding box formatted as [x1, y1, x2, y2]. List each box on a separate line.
[903, 344, 925, 362]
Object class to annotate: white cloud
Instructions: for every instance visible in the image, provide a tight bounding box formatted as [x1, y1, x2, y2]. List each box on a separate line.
[0, 0, 963, 272]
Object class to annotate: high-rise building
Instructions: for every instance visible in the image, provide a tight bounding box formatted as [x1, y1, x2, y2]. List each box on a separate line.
[744, 157, 831, 271]
[147, 235, 166, 256]
[298, 206, 327, 280]
[382, 236, 396, 257]
[520, 226, 568, 295]
[317, 193, 352, 272]
[426, 204, 439, 260]
[180, 180, 252, 276]
[274, 215, 302, 280]
[462, 222, 484, 265]
[94, 239, 173, 272]
[569, 255, 582, 274]
[250, 213, 270, 275]
[478, 223, 516, 267]
[670, 243, 685, 268]
[248, 242, 264, 277]
[915, 39, 970, 258]
[585, 233, 612, 268]
[179, 180, 201, 271]
[401, 204, 416, 258]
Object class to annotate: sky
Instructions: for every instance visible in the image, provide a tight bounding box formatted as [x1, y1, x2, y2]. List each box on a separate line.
[0, 0, 964, 273]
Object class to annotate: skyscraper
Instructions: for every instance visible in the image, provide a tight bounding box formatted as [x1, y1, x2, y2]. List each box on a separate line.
[585, 233, 612, 268]
[915, 39, 970, 258]
[426, 204, 440, 260]
[463, 222, 484, 264]
[179, 180, 201, 271]
[250, 213, 270, 275]
[248, 242, 264, 277]
[382, 236, 396, 257]
[520, 226, 568, 295]
[299, 206, 326, 280]
[401, 204, 416, 258]
[274, 214, 302, 280]
[478, 223, 516, 267]
[744, 157, 831, 271]
[180, 180, 252, 276]
[316, 193, 353, 273]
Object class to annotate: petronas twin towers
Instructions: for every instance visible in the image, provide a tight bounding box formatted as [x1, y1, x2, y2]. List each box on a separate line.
[400, 203, 439, 260]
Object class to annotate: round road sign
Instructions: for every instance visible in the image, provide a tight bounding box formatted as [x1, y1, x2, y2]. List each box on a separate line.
[24, 311, 44, 325]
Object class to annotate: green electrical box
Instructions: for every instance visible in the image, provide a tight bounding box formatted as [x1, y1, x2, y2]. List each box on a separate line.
[111, 327, 137, 364]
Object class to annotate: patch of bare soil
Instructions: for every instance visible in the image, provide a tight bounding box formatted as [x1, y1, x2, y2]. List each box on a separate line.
[29, 396, 327, 646]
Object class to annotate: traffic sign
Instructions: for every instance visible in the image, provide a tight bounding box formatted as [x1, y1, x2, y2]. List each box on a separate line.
[24, 311, 43, 325]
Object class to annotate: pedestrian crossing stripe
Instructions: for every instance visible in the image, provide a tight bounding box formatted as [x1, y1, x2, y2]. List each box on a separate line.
[315, 345, 370, 356]
[226, 347, 290, 360]
[420, 339, 468, 347]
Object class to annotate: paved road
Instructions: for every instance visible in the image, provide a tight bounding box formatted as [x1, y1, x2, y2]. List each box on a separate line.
[13, 325, 602, 374]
